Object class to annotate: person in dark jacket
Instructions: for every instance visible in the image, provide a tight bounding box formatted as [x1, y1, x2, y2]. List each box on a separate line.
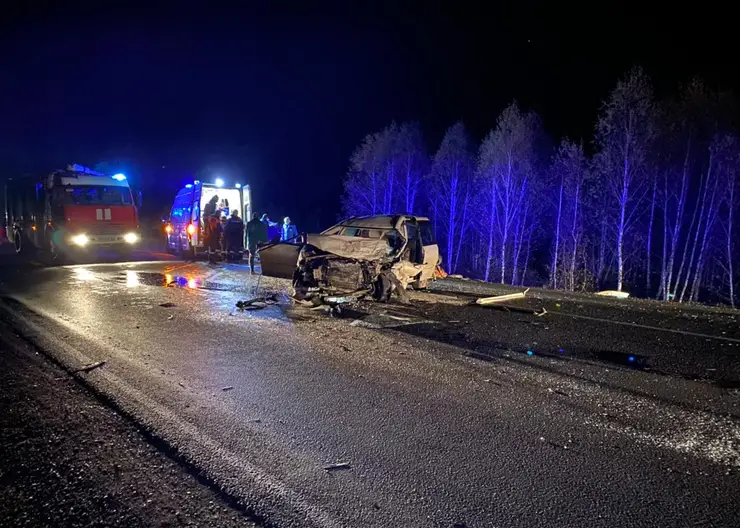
[224, 210, 245, 261]
[203, 195, 219, 220]
[204, 212, 223, 263]
[246, 212, 268, 273]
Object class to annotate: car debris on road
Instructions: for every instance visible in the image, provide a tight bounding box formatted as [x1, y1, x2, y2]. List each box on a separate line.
[73, 360, 106, 374]
[596, 290, 630, 299]
[475, 288, 530, 305]
[323, 462, 351, 472]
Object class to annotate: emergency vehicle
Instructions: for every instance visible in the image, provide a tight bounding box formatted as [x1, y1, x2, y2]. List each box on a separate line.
[164, 179, 251, 257]
[4, 164, 141, 260]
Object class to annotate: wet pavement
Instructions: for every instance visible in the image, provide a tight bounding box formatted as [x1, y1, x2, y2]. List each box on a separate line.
[1, 258, 740, 527]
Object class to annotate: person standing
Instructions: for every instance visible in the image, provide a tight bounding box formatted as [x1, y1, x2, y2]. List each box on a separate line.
[224, 210, 245, 261]
[203, 195, 219, 220]
[204, 212, 223, 263]
[281, 217, 298, 242]
[246, 212, 268, 273]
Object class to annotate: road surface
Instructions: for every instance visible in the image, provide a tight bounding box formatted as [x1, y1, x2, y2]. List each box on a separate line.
[1, 256, 739, 527]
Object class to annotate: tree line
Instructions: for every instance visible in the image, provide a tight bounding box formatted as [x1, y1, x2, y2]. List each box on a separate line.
[341, 67, 739, 307]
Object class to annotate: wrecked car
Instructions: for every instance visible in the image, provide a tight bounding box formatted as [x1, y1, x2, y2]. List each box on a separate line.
[259, 215, 439, 303]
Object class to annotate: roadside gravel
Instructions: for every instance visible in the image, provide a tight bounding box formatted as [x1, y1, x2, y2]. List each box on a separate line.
[0, 325, 259, 528]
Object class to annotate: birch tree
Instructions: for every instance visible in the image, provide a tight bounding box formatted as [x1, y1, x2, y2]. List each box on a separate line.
[477, 102, 543, 283]
[594, 66, 655, 291]
[397, 122, 428, 214]
[549, 140, 588, 290]
[342, 132, 384, 217]
[430, 122, 473, 273]
[718, 139, 739, 307]
[342, 122, 426, 217]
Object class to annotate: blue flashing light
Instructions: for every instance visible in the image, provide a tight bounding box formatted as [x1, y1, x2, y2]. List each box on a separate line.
[185, 184, 193, 189]
[112, 173, 127, 181]
[194, 180, 200, 185]
[628, 356, 635, 363]
[215, 178, 224, 187]
[69, 163, 105, 176]
[526, 350, 534, 356]
[235, 183, 242, 189]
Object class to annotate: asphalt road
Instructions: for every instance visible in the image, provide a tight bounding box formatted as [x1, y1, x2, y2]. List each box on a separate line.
[1, 254, 739, 527]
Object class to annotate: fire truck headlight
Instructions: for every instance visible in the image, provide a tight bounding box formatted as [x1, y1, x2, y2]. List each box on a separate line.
[71, 234, 89, 247]
[124, 232, 138, 244]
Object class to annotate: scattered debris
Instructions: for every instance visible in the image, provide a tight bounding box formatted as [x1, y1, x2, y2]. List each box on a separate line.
[449, 320, 461, 323]
[475, 288, 530, 305]
[167, 314, 174, 320]
[596, 290, 630, 299]
[73, 360, 106, 374]
[236, 294, 279, 311]
[323, 462, 352, 472]
[547, 388, 569, 397]
[159, 302, 177, 308]
[221, 386, 234, 391]
[448, 274, 464, 279]
[435, 266, 448, 279]
[324, 295, 360, 305]
[535, 308, 548, 317]
[178, 382, 185, 388]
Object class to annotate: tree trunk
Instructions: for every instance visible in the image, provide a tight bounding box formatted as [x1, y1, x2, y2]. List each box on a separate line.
[689, 175, 719, 302]
[679, 159, 712, 302]
[522, 230, 533, 287]
[658, 173, 669, 299]
[667, 140, 692, 300]
[616, 157, 630, 292]
[454, 181, 471, 273]
[484, 178, 496, 282]
[512, 206, 528, 286]
[551, 178, 564, 289]
[727, 173, 736, 308]
[569, 180, 581, 292]
[645, 178, 657, 296]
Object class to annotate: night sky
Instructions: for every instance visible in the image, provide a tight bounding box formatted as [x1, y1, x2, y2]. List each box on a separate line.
[1, 4, 736, 230]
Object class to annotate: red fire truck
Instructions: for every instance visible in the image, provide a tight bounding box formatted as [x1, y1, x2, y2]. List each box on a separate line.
[4, 164, 142, 260]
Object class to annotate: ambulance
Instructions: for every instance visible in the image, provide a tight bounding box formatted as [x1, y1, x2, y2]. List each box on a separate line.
[164, 179, 251, 257]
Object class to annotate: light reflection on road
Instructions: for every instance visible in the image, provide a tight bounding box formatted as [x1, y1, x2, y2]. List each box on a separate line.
[73, 268, 96, 281]
[126, 270, 140, 287]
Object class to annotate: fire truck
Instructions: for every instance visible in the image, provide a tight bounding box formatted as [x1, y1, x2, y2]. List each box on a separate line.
[4, 164, 142, 260]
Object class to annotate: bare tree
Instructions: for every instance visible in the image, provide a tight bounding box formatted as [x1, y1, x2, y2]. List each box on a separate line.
[594, 67, 655, 291]
[397, 122, 428, 214]
[342, 122, 427, 218]
[549, 140, 587, 290]
[430, 122, 473, 273]
[719, 142, 738, 307]
[477, 102, 543, 283]
[341, 132, 384, 217]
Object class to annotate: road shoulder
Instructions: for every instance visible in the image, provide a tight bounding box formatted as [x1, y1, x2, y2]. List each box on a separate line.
[0, 325, 259, 528]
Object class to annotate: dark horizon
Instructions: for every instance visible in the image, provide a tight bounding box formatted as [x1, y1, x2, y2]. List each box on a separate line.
[2, 6, 737, 228]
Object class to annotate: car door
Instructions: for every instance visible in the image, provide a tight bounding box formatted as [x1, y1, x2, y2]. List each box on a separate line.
[418, 220, 439, 281]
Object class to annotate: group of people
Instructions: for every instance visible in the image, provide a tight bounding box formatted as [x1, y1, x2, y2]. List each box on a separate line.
[201, 195, 300, 271]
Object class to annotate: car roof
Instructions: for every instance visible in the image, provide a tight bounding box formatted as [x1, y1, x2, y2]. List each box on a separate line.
[332, 215, 429, 229]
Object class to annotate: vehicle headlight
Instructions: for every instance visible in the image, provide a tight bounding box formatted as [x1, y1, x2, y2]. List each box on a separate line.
[71, 234, 88, 246]
[124, 232, 138, 244]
